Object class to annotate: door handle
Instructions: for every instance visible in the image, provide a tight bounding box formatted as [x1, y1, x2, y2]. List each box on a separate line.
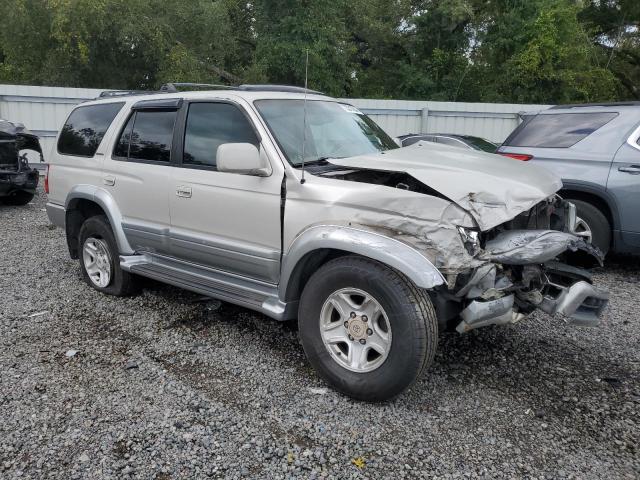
[103, 175, 116, 186]
[176, 186, 192, 198]
[618, 165, 640, 175]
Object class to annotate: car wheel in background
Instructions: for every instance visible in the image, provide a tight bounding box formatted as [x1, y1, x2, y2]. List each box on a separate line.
[2, 191, 35, 205]
[298, 255, 438, 401]
[569, 199, 611, 255]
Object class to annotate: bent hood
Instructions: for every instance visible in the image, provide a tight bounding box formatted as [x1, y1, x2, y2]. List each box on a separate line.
[327, 141, 562, 231]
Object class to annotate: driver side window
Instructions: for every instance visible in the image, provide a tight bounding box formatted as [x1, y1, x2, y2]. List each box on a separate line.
[183, 102, 259, 169]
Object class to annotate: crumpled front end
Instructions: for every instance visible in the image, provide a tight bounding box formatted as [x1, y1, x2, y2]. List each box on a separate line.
[0, 120, 42, 197]
[448, 196, 609, 332]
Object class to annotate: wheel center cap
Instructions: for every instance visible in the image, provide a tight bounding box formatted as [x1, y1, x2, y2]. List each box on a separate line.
[347, 317, 367, 340]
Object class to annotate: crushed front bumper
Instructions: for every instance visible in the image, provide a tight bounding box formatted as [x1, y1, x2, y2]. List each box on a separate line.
[453, 228, 609, 333]
[538, 280, 609, 326]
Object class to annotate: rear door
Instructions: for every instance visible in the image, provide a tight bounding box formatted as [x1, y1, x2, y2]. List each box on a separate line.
[167, 100, 283, 282]
[102, 99, 181, 255]
[607, 123, 640, 244]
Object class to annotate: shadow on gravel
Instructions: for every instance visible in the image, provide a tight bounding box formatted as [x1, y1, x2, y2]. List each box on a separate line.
[431, 324, 637, 451]
[601, 253, 640, 272]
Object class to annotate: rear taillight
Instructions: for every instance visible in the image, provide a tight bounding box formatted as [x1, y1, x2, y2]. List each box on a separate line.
[44, 164, 50, 194]
[499, 153, 533, 161]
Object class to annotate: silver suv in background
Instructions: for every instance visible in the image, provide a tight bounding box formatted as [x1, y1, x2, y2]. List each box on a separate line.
[497, 103, 640, 255]
[45, 84, 609, 401]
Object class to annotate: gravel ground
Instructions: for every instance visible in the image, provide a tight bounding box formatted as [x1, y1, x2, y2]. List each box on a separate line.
[1, 186, 639, 479]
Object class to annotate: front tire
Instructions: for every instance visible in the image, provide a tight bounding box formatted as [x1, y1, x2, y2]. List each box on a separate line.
[78, 215, 138, 296]
[298, 256, 438, 401]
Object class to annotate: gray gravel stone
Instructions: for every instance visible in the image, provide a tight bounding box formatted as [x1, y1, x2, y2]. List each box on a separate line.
[0, 185, 639, 479]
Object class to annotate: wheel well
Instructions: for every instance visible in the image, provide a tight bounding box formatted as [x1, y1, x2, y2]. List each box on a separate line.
[560, 189, 613, 229]
[284, 248, 353, 302]
[65, 199, 107, 259]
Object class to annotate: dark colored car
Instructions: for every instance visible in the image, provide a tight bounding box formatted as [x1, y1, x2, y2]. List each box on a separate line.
[398, 133, 498, 152]
[0, 120, 41, 205]
[497, 102, 640, 256]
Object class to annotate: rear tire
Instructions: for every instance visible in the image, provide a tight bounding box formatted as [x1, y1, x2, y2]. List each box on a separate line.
[2, 190, 34, 205]
[298, 255, 438, 402]
[78, 215, 139, 296]
[569, 199, 611, 255]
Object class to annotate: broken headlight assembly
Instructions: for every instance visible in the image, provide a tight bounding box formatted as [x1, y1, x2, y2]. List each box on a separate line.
[457, 226, 481, 256]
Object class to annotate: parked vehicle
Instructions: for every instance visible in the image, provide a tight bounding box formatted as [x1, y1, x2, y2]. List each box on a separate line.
[0, 120, 41, 205]
[45, 84, 608, 401]
[398, 133, 498, 152]
[497, 102, 640, 255]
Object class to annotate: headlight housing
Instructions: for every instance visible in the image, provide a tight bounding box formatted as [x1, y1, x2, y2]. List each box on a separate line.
[457, 226, 481, 256]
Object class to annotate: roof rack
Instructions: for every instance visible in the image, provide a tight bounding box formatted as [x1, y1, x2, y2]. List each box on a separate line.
[95, 83, 326, 100]
[550, 101, 640, 109]
[98, 90, 158, 98]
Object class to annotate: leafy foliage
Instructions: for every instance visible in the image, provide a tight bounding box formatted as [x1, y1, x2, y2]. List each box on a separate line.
[0, 0, 637, 103]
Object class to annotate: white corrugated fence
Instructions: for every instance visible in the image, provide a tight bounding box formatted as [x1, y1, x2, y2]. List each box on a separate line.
[0, 83, 551, 163]
[344, 98, 551, 142]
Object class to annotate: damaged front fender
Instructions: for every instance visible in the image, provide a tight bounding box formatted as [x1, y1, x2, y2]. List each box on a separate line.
[280, 224, 447, 301]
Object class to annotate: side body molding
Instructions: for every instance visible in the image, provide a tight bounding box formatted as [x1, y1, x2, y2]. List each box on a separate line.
[279, 225, 446, 301]
[65, 185, 134, 255]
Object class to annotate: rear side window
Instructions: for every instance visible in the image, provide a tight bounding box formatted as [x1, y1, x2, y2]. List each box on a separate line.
[183, 102, 259, 169]
[504, 112, 618, 148]
[58, 102, 124, 157]
[114, 110, 177, 162]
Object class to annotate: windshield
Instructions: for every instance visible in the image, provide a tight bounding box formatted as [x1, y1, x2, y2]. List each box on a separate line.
[254, 100, 398, 166]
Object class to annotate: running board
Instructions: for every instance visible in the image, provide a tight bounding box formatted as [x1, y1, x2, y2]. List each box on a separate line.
[120, 253, 296, 321]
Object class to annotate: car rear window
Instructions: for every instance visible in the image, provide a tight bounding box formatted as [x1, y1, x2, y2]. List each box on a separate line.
[57, 102, 124, 157]
[503, 112, 618, 148]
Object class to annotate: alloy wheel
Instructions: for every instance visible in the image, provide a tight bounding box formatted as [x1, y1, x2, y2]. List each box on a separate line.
[319, 288, 392, 373]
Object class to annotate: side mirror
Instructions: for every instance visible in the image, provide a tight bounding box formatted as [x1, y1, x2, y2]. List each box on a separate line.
[216, 143, 271, 176]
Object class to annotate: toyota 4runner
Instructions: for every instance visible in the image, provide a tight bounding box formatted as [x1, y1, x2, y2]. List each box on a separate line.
[45, 84, 609, 401]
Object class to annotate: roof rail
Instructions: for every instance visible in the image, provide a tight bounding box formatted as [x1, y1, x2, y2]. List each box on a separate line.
[160, 82, 235, 93]
[98, 90, 159, 98]
[550, 101, 640, 109]
[160, 82, 325, 95]
[237, 84, 325, 95]
[96, 83, 327, 99]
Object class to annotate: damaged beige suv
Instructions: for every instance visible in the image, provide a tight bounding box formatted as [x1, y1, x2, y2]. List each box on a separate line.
[46, 84, 609, 401]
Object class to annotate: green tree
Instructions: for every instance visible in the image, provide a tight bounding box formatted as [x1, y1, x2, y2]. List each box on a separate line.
[0, 0, 637, 103]
[246, 0, 356, 96]
[580, 0, 640, 99]
[470, 0, 618, 103]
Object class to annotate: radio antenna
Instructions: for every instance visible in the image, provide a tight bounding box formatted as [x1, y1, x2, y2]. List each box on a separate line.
[300, 49, 309, 184]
